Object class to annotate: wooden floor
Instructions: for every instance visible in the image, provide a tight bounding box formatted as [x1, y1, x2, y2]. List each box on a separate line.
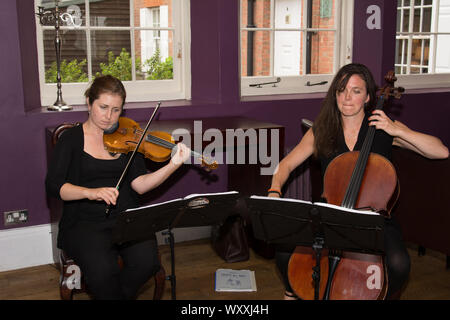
[0, 239, 449, 300]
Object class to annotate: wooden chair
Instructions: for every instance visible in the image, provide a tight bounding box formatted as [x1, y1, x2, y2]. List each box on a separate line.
[52, 122, 166, 300]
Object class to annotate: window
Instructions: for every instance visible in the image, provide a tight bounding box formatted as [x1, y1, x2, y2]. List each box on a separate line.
[35, 0, 191, 107]
[396, 0, 450, 89]
[240, 0, 354, 96]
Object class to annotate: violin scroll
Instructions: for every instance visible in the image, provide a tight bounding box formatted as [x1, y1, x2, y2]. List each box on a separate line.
[200, 157, 218, 171]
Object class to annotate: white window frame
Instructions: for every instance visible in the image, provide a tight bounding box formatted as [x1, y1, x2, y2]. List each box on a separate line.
[240, 0, 354, 97]
[396, 0, 450, 90]
[35, 0, 191, 107]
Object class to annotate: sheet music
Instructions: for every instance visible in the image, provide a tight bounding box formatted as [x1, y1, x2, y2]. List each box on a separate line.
[124, 198, 183, 212]
[314, 202, 379, 216]
[250, 195, 312, 205]
[184, 191, 239, 200]
[124, 191, 239, 213]
[250, 195, 379, 216]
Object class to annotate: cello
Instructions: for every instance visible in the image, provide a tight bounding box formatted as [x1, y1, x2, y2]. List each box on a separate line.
[287, 71, 404, 300]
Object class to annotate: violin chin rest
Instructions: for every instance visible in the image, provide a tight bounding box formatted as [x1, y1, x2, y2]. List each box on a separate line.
[104, 121, 119, 134]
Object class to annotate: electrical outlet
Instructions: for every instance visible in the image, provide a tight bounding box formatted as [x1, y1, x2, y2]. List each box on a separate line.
[4, 209, 28, 226]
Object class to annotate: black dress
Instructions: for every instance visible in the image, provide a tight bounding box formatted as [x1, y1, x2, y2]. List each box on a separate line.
[275, 114, 411, 299]
[46, 125, 160, 299]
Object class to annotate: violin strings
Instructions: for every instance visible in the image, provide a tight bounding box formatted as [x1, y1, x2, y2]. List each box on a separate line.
[145, 134, 209, 161]
[131, 129, 215, 165]
[147, 133, 213, 159]
[132, 128, 176, 149]
[146, 134, 176, 149]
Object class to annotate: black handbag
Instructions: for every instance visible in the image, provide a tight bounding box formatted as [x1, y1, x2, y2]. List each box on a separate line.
[211, 215, 249, 263]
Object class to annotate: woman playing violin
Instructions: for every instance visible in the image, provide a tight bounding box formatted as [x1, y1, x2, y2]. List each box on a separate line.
[46, 75, 190, 300]
[269, 63, 449, 300]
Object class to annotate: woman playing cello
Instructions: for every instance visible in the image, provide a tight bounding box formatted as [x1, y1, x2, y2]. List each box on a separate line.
[45, 75, 191, 299]
[268, 63, 449, 300]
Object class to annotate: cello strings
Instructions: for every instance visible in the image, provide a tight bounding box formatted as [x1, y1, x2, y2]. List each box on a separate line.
[342, 102, 381, 209]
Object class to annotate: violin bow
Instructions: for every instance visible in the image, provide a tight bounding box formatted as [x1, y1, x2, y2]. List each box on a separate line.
[105, 102, 162, 216]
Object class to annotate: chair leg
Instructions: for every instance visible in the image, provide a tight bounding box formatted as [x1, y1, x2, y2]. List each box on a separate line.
[60, 280, 74, 300]
[59, 252, 74, 300]
[59, 250, 85, 300]
[153, 253, 166, 300]
[153, 264, 166, 300]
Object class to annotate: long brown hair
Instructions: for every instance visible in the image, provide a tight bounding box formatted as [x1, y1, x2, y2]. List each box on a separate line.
[84, 75, 126, 107]
[313, 63, 378, 158]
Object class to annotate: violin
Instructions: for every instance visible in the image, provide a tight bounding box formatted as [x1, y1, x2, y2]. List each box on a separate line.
[287, 71, 404, 300]
[103, 116, 218, 170]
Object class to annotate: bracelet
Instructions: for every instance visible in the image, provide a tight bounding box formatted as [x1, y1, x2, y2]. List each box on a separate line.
[267, 189, 282, 196]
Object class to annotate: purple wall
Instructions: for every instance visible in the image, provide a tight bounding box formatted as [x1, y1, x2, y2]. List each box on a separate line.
[1, 0, 448, 230]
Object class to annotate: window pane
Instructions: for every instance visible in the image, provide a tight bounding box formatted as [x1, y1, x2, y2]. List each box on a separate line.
[136, 30, 174, 80]
[241, 30, 271, 77]
[311, 0, 335, 28]
[413, 8, 421, 32]
[410, 66, 421, 74]
[242, 0, 271, 29]
[411, 38, 423, 66]
[90, 30, 132, 80]
[395, 39, 405, 65]
[309, 31, 335, 74]
[37, 0, 86, 27]
[136, 3, 173, 28]
[422, 38, 430, 66]
[274, 0, 301, 28]
[422, 7, 432, 32]
[403, 9, 410, 32]
[410, 38, 430, 70]
[89, 0, 130, 27]
[274, 31, 302, 76]
[43, 30, 88, 83]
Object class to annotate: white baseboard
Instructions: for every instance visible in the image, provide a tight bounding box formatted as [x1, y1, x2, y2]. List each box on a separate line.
[0, 223, 212, 272]
[0, 224, 55, 272]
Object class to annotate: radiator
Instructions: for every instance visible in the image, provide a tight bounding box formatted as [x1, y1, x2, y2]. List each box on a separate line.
[282, 147, 313, 202]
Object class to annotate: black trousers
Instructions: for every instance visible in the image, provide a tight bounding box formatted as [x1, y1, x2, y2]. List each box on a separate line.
[275, 217, 411, 299]
[63, 219, 160, 300]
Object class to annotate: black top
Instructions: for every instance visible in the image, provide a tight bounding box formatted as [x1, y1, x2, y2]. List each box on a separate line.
[319, 113, 394, 177]
[45, 124, 147, 248]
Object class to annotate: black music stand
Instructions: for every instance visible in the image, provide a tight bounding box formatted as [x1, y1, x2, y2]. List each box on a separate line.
[246, 196, 385, 300]
[112, 191, 241, 300]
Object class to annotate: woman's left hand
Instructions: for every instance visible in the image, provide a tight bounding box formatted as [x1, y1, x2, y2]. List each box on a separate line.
[368, 110, 400, 137]
[170, 143, 191, 167]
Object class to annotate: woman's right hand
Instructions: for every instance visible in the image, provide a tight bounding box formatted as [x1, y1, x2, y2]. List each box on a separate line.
[86, 187, 119, 205]
[267, 193, 280, 198]
[60, 183, 119, 204]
